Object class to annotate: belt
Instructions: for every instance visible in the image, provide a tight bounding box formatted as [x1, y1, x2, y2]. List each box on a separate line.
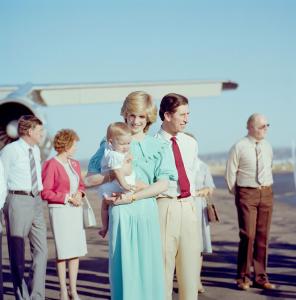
[238, 186, 271, 190]
[255, 185, 271, 190]
[9, 190, 39, 197]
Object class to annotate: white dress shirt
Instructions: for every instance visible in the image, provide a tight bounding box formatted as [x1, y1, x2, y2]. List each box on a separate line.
[0, 159, 6, 209]
[225, 136, 273, 193]
[0, 138, 43, 192]
[155, 128, 199, 197]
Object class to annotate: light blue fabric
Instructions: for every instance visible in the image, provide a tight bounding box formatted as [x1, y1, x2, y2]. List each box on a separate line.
[89, 135, 177, 300]
[87, 138, 106, 173]
[195, 159, 215, 253]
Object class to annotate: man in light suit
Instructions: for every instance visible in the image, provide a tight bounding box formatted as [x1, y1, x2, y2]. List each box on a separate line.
[155, 93, 201, 300]
[1, 115, 48, 300]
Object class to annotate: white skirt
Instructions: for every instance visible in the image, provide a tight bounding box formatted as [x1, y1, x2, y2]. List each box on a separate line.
[195, 197, 212, 253]
[49, 205, 87, 259]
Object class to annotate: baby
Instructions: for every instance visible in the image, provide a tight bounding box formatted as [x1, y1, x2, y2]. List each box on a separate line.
[85, 122, 145, 237]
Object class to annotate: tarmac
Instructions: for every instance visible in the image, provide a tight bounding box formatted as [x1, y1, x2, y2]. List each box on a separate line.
[2, 187, 296, 300]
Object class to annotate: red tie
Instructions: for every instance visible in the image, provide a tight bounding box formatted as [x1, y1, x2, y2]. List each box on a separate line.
[171, 137, 191, 198]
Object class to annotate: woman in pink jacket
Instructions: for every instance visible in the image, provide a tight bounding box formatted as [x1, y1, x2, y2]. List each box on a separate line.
[42, 129, 86, 300]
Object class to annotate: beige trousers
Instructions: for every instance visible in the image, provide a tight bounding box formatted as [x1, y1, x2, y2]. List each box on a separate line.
[157, 197, 201, 300]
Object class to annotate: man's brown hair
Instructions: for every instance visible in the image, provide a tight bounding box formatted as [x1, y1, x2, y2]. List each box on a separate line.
[159, 93, 188, 121]
[17, 115, 43, 137]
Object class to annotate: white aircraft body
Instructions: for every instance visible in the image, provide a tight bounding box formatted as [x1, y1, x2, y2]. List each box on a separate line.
[0, 80, 238, 159]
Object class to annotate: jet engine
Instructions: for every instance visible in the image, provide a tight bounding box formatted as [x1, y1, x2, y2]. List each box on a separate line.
[0, 85, 52, 160]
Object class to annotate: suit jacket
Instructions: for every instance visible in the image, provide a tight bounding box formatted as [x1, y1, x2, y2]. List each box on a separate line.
[41, 157, 85, 205]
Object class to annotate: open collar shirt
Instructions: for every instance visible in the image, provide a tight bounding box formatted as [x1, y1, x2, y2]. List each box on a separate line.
[225, 135, 273, 193]
[155, 128, 199, 197]
[0, 159, 6, 209]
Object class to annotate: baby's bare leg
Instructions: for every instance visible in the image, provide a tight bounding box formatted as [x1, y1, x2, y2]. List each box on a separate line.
[99, 200, 109, 238]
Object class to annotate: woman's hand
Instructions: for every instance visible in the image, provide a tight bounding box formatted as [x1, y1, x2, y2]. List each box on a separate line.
[196, 187, 213, 197]
[68, 196, 81, 206]
[104, 192, 133, 206]
[69, 191, 83, 206]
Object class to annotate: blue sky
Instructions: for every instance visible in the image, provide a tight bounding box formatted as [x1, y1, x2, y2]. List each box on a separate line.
[1, 0, 295, 159]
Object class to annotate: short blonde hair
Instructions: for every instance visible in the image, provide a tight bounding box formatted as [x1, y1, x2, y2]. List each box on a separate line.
[106, 122, 132, 140]
[53, 129, 79, 154]
[120, 91, 157, 132]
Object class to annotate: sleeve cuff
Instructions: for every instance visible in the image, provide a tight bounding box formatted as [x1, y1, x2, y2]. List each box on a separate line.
[64, 194, 70, 204]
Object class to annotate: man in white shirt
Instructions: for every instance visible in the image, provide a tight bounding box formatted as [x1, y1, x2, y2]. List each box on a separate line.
[225, 113, 276, 291]
[0, 159, 6, 300]
[155, 93, 201, 300]
[1, 115, 48, 300]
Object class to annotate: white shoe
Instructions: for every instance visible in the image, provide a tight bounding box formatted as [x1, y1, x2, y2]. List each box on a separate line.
[68, 291, 81, 300]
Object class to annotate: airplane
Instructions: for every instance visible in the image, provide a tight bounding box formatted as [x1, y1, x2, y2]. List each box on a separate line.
[0, 80, 238, 159]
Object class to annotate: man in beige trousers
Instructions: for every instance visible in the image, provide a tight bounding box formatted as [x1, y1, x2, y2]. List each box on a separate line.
[155, 93, 201, 300]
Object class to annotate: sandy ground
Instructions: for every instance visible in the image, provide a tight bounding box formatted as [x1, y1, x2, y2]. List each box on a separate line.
[2, 188, 296, 300]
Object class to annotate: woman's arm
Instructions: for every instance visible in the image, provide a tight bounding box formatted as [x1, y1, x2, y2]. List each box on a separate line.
[106, 179, 168, 205]
[41, 161, 69, 204]
[85, 139, 115, 187]
[87, 139, 106, 174]
[84, 172, 115, 187]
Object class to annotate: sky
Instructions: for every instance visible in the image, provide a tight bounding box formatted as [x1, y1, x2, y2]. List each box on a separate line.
[0, 0, 295, 160]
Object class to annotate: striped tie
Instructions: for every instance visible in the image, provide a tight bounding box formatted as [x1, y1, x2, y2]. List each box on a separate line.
[29, 148, 39, 196]
[255, 142, 265, 185]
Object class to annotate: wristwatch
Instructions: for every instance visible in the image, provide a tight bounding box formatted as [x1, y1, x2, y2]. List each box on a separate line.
[131, 193, 136, 202]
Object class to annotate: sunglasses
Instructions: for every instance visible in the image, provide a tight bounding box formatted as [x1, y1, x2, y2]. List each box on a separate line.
[256, 123, 270, 130]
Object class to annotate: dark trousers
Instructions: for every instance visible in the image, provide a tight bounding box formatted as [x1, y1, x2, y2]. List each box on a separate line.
[235, 186, 273, 284]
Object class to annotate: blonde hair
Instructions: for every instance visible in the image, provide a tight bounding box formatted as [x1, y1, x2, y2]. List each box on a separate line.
[120, 91, 157, 132]
[53, 129, 79, 154]
[106, 122, 132, 141]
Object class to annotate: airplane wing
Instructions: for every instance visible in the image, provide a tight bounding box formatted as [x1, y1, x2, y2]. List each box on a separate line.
[0, 80, 238, 106]
[0, 86, 18, 99]
[0, 79, 238, 159]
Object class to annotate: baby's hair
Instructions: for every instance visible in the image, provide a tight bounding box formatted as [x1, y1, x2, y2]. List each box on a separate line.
[107, 122, 132, 140]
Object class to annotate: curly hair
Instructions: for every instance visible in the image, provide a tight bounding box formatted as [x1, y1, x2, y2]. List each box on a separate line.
[53, 129, 79, 154]
[120, 91, 157, 133]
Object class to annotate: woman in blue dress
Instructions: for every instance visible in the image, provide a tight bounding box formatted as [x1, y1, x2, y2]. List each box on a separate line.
[195, 158, 215, 293]
[87, 91, 177, 300]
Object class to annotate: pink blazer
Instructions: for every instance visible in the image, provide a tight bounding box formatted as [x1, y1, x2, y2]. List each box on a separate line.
[41, 157, 85, 205]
